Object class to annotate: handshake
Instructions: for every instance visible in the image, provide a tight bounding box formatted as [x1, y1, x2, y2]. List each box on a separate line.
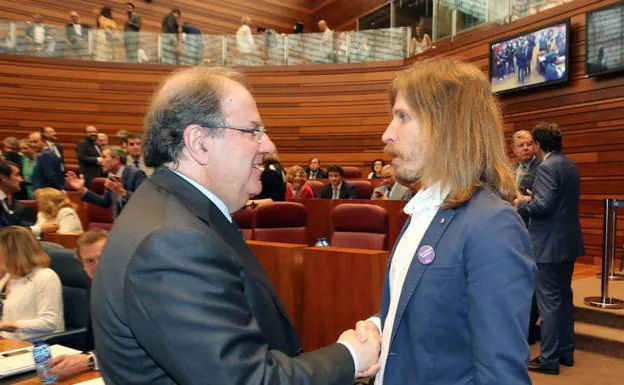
[338, 319, 382, 378]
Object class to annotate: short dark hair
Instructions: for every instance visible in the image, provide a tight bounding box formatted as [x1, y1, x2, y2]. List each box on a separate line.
[127, 132, 142, 141]
[532, 122, 562, 153]
[0, 160, 18, 178]
[126, 2, 135, 9]
[326, 164, 344, 176]
[308, 157, 319, 165]
[172, 8, 181, 16]
[371, 158, 384, 171]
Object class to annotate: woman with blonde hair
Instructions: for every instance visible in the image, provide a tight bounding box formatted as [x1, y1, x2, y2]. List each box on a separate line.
[285, 165, 315, 199]
[35, 188, 83, 234]
[0, 226, 64, 340]
[95, 6, 117, 61]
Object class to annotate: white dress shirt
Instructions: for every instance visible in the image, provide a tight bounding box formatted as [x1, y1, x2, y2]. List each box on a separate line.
[372, 182, 447, 384]
[1, 267, 64, 341]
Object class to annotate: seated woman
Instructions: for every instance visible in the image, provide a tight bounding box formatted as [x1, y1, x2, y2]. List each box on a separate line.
[285, 166, 315, 199]
[367, 159, 385, 179]
[35, 188, 83, 234]
[247, 153, 287, 207]
[0, 226, 64, 340]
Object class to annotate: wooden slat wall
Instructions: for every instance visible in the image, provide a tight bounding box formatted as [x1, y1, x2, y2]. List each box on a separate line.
[0, 0, 623, 263]
[0, 0, 313, 34]
[311, 0, 388, 31]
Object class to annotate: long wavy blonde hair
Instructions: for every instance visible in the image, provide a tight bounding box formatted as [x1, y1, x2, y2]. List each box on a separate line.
[389, 57, 516, 208]
[35, 188, 77, 220]
[0, 226, 50, 277]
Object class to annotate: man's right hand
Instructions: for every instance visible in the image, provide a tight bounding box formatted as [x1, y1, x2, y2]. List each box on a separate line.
[65, 171, 87, 194]
[338, 325, 381, 377]
[40, 222, 59, 234]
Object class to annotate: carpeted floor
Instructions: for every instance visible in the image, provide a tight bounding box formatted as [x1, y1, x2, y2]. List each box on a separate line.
[529, 345, 624, 385]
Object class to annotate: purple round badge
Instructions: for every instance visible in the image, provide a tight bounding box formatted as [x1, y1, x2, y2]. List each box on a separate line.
[417, 245, 435, 265]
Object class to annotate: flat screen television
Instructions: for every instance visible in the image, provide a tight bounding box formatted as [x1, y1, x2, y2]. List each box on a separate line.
[489, 19, 570, 94]
[586, 3, 624, 77]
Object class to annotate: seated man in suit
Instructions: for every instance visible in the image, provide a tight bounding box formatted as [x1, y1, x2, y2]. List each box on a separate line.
[65, 147, 147, 218]
[371, 165, 411, 200]
[319, 164, 357, 200]
[30, 131, 65, 191]
[305, 157, 327, 179]
[49, 230, 109, 379]
[0, 159, 58, 235]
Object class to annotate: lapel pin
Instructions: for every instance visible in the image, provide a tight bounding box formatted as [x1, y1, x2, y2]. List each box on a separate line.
[440, 217, 446, 224]
[417, 245, 435, 265]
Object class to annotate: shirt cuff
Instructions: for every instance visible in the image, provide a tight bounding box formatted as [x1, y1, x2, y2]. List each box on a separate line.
[367, 316, 382, 334]
[337, 341, 359, 377]
[30, 225, 41, 239]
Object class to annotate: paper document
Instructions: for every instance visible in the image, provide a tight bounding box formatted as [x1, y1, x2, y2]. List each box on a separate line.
[0, 344, 81, 378]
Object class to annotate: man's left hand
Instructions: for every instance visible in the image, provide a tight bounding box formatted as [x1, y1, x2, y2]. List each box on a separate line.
[104, 179, 127, 198]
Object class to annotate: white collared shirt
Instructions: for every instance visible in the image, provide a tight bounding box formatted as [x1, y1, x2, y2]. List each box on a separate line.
[372, 182, 448, 385]
[171, 170, 232, 223]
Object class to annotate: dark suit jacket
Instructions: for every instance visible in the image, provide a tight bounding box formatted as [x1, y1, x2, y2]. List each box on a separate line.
[82, 166, 146, 217]
[66, 23, 90, 43]
[0, 199, 34, 228]
[91, 169, 353, 384]
[318, 181, 357, 199]
[380, 188, 535, 385]
[32, 148, 65, 190]
[515, 156, 541, 226]
[76, 139, 103, 186]
[518, 152, 585, 263]
[305, 168, 327, 179]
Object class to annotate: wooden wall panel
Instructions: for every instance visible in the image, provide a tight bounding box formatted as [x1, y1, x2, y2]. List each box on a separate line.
[0, 0, 313, 35]
[1, 0, 623, 264]
[311, 0, 388, 31]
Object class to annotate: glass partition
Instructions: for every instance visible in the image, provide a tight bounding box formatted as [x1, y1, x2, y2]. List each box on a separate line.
[0, 1, 575, 65]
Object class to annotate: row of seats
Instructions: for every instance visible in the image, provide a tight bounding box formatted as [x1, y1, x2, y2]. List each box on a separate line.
[233, 202, 390, 250]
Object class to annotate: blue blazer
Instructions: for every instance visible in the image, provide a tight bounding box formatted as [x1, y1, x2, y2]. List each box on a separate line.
[32, 148, 65, 191]
[82, 166, 147, 217]
[380, 188, 535, 385]
[518, 152, 584, 263]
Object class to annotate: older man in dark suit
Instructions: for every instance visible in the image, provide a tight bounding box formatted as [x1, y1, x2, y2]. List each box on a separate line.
[66, 146, 146, 218]
[90, 67, 380, 384]
[518, 122, 584, 375]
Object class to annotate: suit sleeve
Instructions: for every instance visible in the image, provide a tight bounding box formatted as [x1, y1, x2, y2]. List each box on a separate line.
[76, 142, 100, 166]
[518, 161, 558, 218]
[39, 153, 64, 190]
[345, 185, 357, 199]
[123, 170, 147, 201]
[125, 228, 354, 385]
[465, 208, 536, 385]
[82, 190, 112, 208]
[318, 185, 330, 199]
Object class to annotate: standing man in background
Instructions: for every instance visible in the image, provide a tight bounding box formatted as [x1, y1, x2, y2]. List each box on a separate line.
[511, 128, 541, 345]
[518, 122, 584, 375]
[161, 8, 181, 64]
[125, 132, 152, 176]
[76, 125, 103, 187]
[123, 2, 142, 63]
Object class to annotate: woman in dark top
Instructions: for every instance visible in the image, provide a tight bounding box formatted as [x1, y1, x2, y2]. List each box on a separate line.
[367, 158, 385, 179]
[248, 153, 286, 206]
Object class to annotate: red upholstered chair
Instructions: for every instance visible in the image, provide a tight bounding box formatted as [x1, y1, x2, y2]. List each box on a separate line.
[19, 200, 38, 216]
[252, 202, 307, 244]
[347, 180, 373, 199]
[232, 206, 254, 240]
[86, 178, 113, 231]
[330, 204, 389, 250]
[307, 180, 324, 197]
[342, 166, 362, 179]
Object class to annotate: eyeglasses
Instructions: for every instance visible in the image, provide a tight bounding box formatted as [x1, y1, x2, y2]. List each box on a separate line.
[81, 256, 99, 265]
[217, 125, 266, 142]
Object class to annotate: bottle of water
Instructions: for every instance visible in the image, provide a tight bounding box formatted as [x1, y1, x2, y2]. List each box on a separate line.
[32, 340, 57, 384]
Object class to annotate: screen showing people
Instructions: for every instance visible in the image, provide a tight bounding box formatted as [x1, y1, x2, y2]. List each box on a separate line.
[586, 3, 624, 76]
[490, 20, 568, 94]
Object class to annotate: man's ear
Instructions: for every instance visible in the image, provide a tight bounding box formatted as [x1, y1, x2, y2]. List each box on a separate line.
[182, 124, 212, 165]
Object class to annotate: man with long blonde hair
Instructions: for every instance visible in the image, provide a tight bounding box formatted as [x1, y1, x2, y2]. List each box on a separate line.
[354, 57, 536, 385]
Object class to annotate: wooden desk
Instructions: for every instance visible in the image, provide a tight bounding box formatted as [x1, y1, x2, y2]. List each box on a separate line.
[0, 339, 100, 385]
[300, 246, 389, 351]
[41, 233, 80, 249]
[247, 241, 306, 334]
